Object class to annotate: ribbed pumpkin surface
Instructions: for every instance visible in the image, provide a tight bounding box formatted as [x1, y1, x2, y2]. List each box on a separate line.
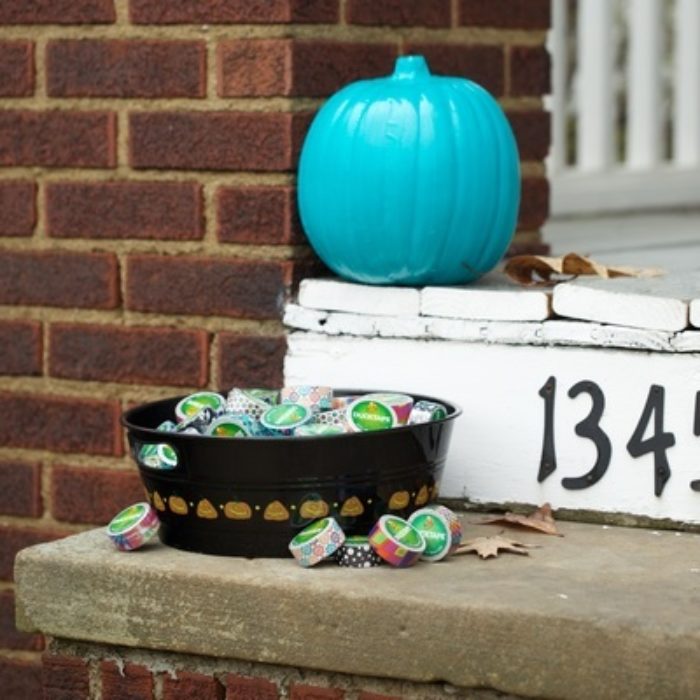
[298, 55, 520, 285]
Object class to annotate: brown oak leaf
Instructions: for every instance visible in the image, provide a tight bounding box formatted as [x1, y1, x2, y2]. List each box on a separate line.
[481, 503, 563, 537]
[455, 535, 540, 559]
[504, 253, 663, 287]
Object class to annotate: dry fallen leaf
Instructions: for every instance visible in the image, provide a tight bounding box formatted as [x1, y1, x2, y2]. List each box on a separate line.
[455, 535, 540, 559]
[504, 253, 664, 287]
[481, 503, 563, 537]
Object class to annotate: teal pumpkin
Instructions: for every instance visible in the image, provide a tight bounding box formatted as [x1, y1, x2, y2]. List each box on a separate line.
[297, 55, 520, 286]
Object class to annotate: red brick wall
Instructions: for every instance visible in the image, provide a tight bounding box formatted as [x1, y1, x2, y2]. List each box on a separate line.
[0, 0, 551, 688]
[40, 640, 517, 700]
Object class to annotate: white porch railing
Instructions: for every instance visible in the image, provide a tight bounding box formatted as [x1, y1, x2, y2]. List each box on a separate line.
[548, 0, 700, 216]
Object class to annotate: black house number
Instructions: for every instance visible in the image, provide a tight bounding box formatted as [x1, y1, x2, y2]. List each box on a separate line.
[538, 377, 698, 497]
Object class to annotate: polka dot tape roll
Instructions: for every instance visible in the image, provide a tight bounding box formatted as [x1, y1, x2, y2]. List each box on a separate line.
[281, 385, 333, 413]
[289, 517, 346, 567]
[368, 515, 425, 567]
[107, 502, 159, 551]
[408, 506, 462, 562]
[225, 388, 270, 421]
[336, 536, 383, 568]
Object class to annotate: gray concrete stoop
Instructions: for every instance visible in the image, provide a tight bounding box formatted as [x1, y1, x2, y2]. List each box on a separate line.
[15, 514, 700, 700]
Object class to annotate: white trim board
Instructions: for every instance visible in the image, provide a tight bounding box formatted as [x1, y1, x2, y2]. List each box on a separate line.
[285, 304, 700, 353]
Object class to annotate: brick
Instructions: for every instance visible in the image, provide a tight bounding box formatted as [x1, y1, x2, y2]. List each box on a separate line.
[0, 320, 42, 376]
[163, 671, 224, 700]
[518, 177, 549, 230]
[226, 674, 279, 699]
[130, 0, 337, 24]
[0, 658, 42, 700]
[0, 1, 115, 24]
[101, 661, 153, 700]
[0, 250, 119, 309]
[217, 40, 395, 98]
[218, 334, 286, 388]
[0, 590, 43, 650]
[458, 0, 550, 29]
[0, 181, 36, 236]
[0, 526, 67, 581]
[509, 45, 550, 97]
[403, 43, 504, 96]
[47, 40, 206, 98]
[292, 41, 395, 97]
[292, 111, 315, 165]
[130, 112, 292, 171]
[0, 111, 116, 168]
[126, 255, 292, 319]
[217, 186, 303, 245]
[290, 685, 344, 700]
[347, 0, 450, 27]
[0, 392, 122, 456]
[217, 39, 290, 96]
[357, 694, 400, 700]
[0, 41, 34, 96]
[51, 466, 143, 525]
[46, 181, 203, 240]
[507, 109, 550, 161]
[49, 323, 208, 387]
[43, 654, 89, 700]
[0, 460, 42, 517]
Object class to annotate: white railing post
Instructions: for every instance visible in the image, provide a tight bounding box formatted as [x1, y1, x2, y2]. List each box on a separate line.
[674, 0, 700, 167]
[627, 0, 663, 169]
[576, 0, 615, 172]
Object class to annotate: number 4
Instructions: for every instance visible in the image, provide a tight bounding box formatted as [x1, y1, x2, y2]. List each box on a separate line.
[626, 385, 675, 497]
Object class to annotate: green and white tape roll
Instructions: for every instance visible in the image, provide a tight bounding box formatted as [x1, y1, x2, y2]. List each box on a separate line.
[107, 502, 159, 551]
[288, 517, 346, 567]
[261, 403, 312, 435]
[408, 506, 462, 562]
[175, 392, 226, 423]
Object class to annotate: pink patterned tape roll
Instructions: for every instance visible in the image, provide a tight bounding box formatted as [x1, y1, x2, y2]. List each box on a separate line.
[368, 515, 425, 567]
[289, 517, 346, 567]
[431, 505, 463, 554]
[281, 385, 333, 413]
[107, 502, 159, 552]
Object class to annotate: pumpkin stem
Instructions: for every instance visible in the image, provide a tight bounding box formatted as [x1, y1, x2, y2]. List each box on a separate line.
[392, 55, 431, 80]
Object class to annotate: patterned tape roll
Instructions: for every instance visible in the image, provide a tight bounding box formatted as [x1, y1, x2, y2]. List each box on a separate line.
[336, 536, 383, 568]
[289, 517, 346, 567]
[369, 515, 425, 567]
[408, 400, 447, 425]
[431, 505, 463, 553]
[226, 388, 270, 421]
[408, 506, 462, 562]
[107, 502, 159, 552]
[281, 385, 333, 413]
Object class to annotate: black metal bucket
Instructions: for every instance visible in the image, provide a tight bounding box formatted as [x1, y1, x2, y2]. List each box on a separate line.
[122, 389, 461, 557]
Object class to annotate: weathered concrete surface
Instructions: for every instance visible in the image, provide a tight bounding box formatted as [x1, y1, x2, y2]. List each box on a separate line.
[15, 515, 700, 700]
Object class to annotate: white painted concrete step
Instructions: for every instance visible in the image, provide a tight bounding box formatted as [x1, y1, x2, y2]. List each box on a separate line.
[552, 273, 700, 332]
[421, 272, 551, 322]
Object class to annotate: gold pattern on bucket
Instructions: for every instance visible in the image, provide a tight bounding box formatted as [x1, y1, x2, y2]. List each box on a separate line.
[169, 496, 188, 515]
[224, 501, 252, 520]
[196, 499, 218, 519]
[263, 500, 290, 521]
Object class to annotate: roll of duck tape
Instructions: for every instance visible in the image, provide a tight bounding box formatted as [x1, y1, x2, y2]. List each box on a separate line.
[369, 515, 425, 567]
[336, 536, 383, 568]
[408, 506, 462, 562]
[107, 502, 159, 551]
[289, 517, 345, 567]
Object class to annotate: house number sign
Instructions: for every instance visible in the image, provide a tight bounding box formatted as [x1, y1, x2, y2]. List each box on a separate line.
[538, 377, 700, 498]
